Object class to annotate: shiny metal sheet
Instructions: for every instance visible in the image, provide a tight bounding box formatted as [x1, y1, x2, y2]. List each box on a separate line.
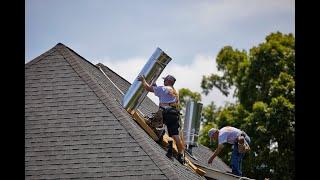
[122, 47, 172, 112]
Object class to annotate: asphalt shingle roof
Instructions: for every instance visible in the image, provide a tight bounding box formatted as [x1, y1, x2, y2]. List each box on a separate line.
[25, 43, 232, 179]
[187, 144, 232, 173]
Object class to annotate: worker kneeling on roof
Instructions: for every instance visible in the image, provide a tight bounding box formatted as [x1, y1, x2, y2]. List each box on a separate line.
[138, 74, 185, 164]
[208, 126, 251, 177]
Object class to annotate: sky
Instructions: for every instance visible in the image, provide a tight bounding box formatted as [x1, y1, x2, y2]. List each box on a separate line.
[25, 0, 295, 107]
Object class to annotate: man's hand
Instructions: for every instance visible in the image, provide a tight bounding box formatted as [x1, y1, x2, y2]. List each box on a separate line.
[238, 136, 245, 145]
[208, 144, 224, 165]
[137, 75, 145, 81]
[137, 75, 154, 92]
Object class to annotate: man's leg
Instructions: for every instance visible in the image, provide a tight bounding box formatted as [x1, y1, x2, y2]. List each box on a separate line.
[171, 128, 185, 164]
[238, 153, 244, 176]
[172, 135, 184, 153]
[238, 133, 250, 176]
[164, 111, 184, 164]
[173, 134, 185, 164]
[231, 143, 241, 176]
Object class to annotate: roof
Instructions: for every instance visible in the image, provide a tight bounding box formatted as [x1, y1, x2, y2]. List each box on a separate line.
[187, 144, 232, 173]
[96, 63, 233, 173]
[25, 43, 233, 179]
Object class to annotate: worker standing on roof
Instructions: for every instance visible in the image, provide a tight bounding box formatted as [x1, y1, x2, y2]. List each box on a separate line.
[207, 126, 251, 176]
[138, 74, 185, 164]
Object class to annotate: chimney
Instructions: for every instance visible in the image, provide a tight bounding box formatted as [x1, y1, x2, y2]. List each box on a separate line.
[183, 100, 203, 153]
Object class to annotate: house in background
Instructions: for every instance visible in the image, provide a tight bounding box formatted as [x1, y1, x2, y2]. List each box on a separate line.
[25, 43, 253, 179]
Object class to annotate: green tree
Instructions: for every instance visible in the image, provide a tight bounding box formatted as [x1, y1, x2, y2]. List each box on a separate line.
[178, 88, 202, 128]
[200, 32, 295, 179]
[178, 88, 202, 109]
[201, 102, 218, 126]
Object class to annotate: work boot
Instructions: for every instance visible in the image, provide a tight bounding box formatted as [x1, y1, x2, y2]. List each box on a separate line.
[177, 153, 185, 164]
[166, 140, 174, 160]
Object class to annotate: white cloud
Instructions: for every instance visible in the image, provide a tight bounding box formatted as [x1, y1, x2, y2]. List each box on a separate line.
[100, 54, 236, 107]
[100, 56, 146, 83]
[170, 0, 294, 35]
[189, 0, 294, 24]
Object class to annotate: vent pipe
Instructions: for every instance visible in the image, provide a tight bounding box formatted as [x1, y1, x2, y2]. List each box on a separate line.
[122, 47, 172, 113]
[183, 100, 203, 151]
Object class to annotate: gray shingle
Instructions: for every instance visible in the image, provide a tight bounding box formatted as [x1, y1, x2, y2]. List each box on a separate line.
[186, 144, 232, 173]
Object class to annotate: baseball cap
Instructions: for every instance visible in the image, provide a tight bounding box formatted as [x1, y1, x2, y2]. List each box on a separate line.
[162, 75, 176, 82]
[208, 128, 217, 145]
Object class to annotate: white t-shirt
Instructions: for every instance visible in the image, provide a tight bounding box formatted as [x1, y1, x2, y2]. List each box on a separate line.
[153, 86, 178, 104]
[218, 126, 242, 145]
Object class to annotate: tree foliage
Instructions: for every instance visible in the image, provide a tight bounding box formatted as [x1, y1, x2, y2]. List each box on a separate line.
[201, 102, 218, 126]
[178, 88, 202, 108]
[199, 32, 295, 179]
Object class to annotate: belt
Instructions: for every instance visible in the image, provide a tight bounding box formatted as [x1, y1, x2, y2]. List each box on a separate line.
[159, 102, 179, 108]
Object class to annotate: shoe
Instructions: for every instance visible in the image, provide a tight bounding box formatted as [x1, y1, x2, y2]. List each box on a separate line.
[177, 153, 185, 164]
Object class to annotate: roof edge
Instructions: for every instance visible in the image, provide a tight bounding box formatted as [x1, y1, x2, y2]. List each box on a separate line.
[62, 43, 98, 69]
[194, 163, 255, 180]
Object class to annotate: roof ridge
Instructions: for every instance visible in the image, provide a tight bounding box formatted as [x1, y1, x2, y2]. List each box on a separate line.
[54, 45, 183, 179]
[62, 43, 98, 68]
[25, 43, 61, 69]
[96, 63, 133, 86]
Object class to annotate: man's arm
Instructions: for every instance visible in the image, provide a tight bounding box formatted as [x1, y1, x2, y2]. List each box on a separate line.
[137, 75, 154, 92]
[208, 144, 224, 164]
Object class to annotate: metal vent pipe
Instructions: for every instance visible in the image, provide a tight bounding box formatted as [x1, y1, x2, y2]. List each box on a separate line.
[122, 47, 172, 112]
[183, 100, 203, 147]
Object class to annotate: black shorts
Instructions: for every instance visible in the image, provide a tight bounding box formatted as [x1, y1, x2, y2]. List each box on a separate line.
[162, 108, 180, 137]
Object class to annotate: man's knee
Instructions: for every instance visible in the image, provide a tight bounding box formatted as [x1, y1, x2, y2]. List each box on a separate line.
[172, 135, 181, 142]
